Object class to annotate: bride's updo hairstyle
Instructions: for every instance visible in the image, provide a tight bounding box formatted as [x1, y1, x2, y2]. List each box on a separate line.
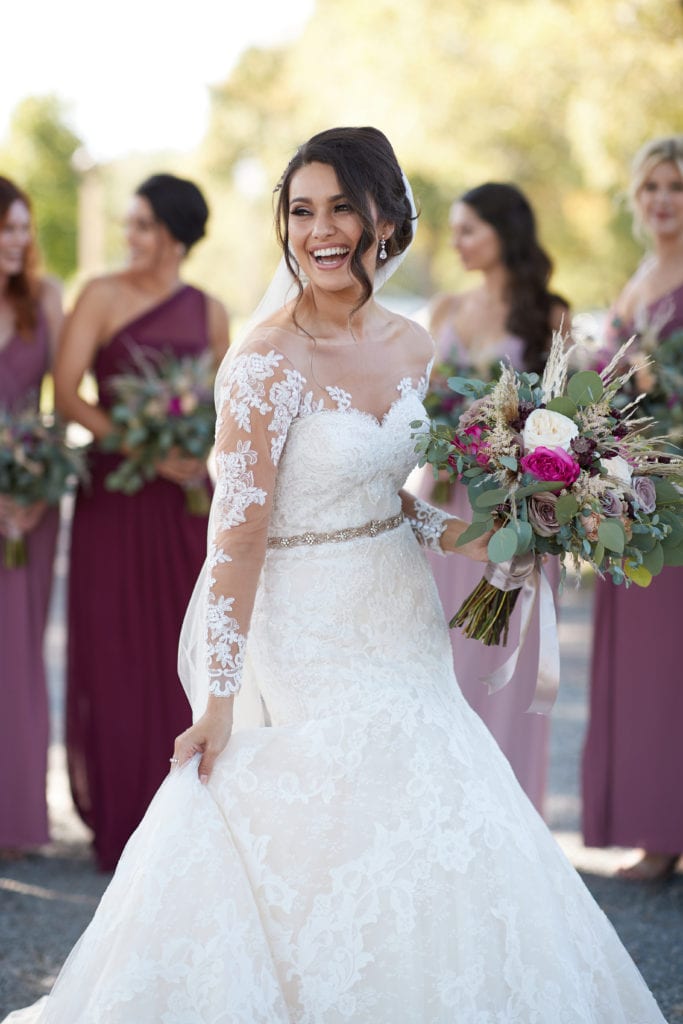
[274, 127, 415, 313]
[459, 182, 567, 374]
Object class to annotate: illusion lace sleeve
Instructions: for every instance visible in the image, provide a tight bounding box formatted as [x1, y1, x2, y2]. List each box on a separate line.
[399, 490, 453, 555]
[207, 344, 303, 695]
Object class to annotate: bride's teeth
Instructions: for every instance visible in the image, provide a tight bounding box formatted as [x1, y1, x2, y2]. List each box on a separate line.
[314, 247, 349, 258]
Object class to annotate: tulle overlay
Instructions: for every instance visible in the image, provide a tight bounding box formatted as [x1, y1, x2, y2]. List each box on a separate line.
[6, 332, 664, 1022]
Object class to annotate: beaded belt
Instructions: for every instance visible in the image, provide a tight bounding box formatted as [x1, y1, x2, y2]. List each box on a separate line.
[267, 511, 404, 549]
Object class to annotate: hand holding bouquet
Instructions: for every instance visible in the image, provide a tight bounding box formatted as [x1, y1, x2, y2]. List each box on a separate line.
[102, 348, 216, 515]
[0, 405, 86, 568]
[415, 332, 683, 649]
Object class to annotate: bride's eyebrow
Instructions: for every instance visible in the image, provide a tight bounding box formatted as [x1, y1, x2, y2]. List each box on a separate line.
[289, 193, 347, 205]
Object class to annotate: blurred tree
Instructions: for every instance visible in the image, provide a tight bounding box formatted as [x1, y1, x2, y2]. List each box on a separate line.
[202, 0, 683, 316]
[0, 95, 82, 280]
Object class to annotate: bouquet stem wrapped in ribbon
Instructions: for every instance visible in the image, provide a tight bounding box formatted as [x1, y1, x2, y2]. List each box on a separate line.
[415, 331, 683, 710]
[102, 346, 216, 516]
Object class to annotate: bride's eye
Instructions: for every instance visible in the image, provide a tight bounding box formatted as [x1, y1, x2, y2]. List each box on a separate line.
[334, 203, 351, 213]
[290, 206, 311, 217]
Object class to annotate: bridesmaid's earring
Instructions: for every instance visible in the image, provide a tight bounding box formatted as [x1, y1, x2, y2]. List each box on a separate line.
[378, 237, 388, 261]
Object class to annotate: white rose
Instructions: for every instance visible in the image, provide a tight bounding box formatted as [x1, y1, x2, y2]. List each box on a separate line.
[522, 408, 579, 453]
[602, 455, 633, 488]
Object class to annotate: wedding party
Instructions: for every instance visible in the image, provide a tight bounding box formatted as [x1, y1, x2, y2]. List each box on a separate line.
[1, 2, 682, 1021]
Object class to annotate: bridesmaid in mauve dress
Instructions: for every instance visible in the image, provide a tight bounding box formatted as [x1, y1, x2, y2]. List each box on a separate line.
[0, 177, 63, 854]
[55, 174, 229, 870]
[582, 135, 683, 880]
[413, 183, 568, 814]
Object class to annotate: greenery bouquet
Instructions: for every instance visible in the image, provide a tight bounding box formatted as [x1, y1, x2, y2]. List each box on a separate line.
[103, 349, 216, 516]
[415, 332, 683, 647]
[0, 405, 86, 569]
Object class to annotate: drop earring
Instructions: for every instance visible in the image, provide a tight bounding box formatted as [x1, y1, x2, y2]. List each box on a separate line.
[378, 237, 388, 261]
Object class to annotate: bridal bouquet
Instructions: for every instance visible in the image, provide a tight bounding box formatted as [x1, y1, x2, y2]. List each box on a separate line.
[0, 405, 85, 568]
[415, 333, 683, 647]
[102, 349, 216, 515]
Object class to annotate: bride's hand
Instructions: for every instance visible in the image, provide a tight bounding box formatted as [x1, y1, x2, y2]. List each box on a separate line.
[172, 697, 234, 784]
[441, 518, 496, 563]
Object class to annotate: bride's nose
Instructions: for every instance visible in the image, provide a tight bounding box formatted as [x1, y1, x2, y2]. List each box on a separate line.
[311, 212, 335, 238]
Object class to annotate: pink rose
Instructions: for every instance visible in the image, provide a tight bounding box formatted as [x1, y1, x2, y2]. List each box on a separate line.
[453, 424, 483, 452]
[520, 446, 581, 485]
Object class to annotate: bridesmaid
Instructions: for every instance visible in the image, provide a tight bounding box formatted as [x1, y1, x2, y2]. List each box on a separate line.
[0, 177, 63, 855]
[55, 173, 229, 871]
[582, 135, 683, 880]
[415, 183, 568, 814]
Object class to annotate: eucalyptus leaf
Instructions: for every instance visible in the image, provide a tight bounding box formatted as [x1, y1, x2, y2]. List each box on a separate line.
[642, 542, 664, 576]
[555, 493, 579, 525]
[545, 396, 578, 418]
[487, 527, 518, 563]
[598, 519, 625, 554]
[567, 370, 604, 406]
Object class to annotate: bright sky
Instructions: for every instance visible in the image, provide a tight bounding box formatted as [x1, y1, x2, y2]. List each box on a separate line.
[2, 0, 315, 161]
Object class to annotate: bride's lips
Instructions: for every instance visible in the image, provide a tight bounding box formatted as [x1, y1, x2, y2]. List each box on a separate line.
[310, 245, 351, 269]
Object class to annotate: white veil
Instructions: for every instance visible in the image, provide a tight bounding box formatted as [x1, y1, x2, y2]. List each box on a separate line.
[177, 171, 417, 722]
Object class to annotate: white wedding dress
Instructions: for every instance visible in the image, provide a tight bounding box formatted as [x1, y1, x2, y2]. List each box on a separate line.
[6, 321, 665, 1023]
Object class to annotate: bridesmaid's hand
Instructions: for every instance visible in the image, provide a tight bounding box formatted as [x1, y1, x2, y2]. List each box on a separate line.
[172, 698, 234, 784]
[155, 447, 208, 486]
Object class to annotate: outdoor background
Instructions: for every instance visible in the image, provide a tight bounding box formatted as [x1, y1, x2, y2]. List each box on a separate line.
[2, 0, 683, 321]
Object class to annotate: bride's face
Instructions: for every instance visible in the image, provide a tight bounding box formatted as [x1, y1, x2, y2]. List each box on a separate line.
[636, 160, 683, 241]
[287, 161, 386, 293]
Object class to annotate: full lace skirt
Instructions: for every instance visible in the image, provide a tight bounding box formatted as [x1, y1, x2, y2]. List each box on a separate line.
[6, 526, 665, 1022]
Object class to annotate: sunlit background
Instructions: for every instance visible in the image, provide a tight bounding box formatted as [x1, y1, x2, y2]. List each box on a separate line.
[2, 0, 682, 320]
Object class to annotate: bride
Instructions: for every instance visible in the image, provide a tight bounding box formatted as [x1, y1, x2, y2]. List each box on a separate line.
[6, 127, 665, 1022]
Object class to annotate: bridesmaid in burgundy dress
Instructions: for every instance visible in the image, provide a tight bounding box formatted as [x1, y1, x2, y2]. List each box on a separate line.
[412, 184, 568, 814]
[55, 174, 229, 870]
[582, 136, 683, 880]
[0, 177, 63, 855]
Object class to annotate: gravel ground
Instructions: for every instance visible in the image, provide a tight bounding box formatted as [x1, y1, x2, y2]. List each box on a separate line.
[1, 514, 681, 1020]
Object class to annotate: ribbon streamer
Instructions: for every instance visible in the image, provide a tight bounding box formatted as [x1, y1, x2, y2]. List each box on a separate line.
[479, 554, 560, 714]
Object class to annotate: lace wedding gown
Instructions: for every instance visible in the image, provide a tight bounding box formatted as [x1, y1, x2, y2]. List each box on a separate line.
[7, 321, 665, 1023]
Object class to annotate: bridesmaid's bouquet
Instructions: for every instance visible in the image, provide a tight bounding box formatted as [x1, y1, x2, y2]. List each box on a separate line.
[415, 332, 683, 647]
[0, 405, 85, 569]
[102, 349, 216, 515]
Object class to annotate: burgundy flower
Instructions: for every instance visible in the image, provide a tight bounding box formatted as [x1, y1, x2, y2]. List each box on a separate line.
[167, 395, 183, 417]
[570, 436, 598, 471]
[520, 446, 581, 485]
[509, 400, 537, 433]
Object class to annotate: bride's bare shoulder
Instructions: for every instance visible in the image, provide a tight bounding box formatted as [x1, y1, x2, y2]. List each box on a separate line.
[383, 308, 435, 360]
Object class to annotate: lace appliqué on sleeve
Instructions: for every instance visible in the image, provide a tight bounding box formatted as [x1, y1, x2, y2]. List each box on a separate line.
[407, 496, 451, 556]
[207, 348, 302, 696]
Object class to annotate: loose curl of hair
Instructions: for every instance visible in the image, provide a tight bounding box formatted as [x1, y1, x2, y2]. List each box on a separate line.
[0, 176, 40, 337]
[459, 183, 567, 374]
[628, 135, 683, 242]
[274, 127, 415, 321]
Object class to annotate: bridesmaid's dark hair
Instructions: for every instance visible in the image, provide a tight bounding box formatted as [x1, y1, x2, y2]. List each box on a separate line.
[459, 183, 568, 373]
[274, 127, 416, 316]
[136, 174, 209, 252]
[0, 176, 40, 338]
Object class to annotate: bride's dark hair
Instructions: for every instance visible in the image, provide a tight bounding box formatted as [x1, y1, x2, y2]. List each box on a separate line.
[274, 127, 415, 314]
[459, 183, 567, 373]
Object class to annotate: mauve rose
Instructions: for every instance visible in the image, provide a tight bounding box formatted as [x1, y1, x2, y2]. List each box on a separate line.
[520, 446, 581, 485]
[600, 490, 625, 518]
[580, 510, 601, 542]
[528, 492, 561, 536]
[458, 398, 490, 430]
[523, 407, 579, 453]
[632, 476, 657, 514]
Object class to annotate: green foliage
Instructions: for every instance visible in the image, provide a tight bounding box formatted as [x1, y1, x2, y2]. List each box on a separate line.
[199, 0, 683, 315]
[0, 95, 82, 279]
